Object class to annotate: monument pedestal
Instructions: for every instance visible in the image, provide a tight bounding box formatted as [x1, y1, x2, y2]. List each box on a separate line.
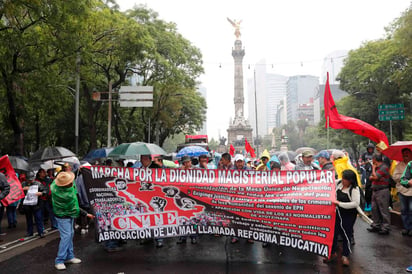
[227, 117, 253, 154]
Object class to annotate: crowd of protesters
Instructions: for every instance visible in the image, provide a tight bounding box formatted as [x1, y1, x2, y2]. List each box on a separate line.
[1, 141, 412, 271]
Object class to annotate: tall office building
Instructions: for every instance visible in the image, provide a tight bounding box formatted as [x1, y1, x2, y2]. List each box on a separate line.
[286, 75, 319, 123]
[247, 61, 287, 138]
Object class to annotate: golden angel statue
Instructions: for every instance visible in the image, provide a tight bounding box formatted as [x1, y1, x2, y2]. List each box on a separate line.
[227, 17, 242, 39]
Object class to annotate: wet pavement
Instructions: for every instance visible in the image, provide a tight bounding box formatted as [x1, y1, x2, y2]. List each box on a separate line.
[0, 214, 411, 274]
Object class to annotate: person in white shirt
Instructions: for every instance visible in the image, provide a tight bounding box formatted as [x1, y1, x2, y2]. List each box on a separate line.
[324, 169, 360, 267]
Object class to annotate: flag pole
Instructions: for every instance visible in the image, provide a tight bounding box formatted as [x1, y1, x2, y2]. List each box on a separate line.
[327, 116, 329, 150]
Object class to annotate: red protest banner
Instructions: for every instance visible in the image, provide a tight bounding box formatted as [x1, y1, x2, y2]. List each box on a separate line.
[0, 155, 25, 206]
[82, 167, 336, 257]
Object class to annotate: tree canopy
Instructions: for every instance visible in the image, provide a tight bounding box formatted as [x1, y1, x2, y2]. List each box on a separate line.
[0, 1, 206, 157]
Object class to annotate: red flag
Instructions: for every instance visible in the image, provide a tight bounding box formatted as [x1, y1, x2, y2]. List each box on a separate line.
[229, 144, 235, 157]
[0, 155, 25, 206]
[324, 72, 340, 126]
[244, 138, 256, 158]
[324, 73, 389, 148]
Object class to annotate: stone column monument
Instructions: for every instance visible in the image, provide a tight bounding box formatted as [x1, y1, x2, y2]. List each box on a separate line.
[226, 18, 253, 154]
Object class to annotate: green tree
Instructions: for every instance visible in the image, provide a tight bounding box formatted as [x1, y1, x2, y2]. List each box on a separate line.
[338, 38, 408, 142]
[208, 138, 219, 151]
[0, 0, 91, 155]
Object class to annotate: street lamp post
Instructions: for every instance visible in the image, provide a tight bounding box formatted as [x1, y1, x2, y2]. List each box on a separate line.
[51, 84, 78, 154]
[75, 53, 80, 154]
[254, 69, 259, 157]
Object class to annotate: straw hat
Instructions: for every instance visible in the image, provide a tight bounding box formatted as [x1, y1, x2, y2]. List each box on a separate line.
[55, 171, 75, 187]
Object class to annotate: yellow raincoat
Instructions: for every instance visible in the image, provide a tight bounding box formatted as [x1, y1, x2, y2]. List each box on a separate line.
[333, 156, 361, 186]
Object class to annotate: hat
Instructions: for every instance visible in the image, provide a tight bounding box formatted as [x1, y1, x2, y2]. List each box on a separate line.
[234, 154, 244, 162]
[332, 149, 345, 159]
[314, 150, 330, 159]
[302, 150, 314, 157]
[260, 149, 270, 160]
[182, 156, 191, 163]
[55, 172, 75, 187]
[26, 171, 36, 181]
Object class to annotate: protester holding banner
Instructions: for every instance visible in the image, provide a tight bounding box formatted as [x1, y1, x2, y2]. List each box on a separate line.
[22, 172, 47, 238]
[314, 150, 334, 171]
[51, 171, 94, 270]
[198, 154, 209, 169]
[256, 150, 270, 171]
[231, 154, 254, 244]
[294, 150, 320, 170]
[177, 155, 198, 245]
[278, 152, 295, 171]
[219, 153, 234, 170]
[324, 169, 360, 267]
[0, 173, 10, 237]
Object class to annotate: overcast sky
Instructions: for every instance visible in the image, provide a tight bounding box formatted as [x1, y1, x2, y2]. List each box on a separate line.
[117, 0, 411, 141]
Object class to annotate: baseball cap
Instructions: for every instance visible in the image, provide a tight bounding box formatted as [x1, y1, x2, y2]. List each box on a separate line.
[234, 154, 244, 162]
[314, 150, 330, 160]
[182, 156, 191, 163]
[302, 150, 314, 157]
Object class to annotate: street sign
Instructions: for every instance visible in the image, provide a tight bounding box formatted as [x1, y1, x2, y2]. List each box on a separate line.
[378, 104, 405, 121]
[119, 86, 153, 107]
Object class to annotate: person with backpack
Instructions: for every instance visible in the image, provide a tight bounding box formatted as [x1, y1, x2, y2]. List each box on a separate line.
[323, 169, 360, 267]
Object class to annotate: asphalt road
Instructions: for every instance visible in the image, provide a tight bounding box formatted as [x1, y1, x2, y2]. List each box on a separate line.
[0, 215, 411, 274]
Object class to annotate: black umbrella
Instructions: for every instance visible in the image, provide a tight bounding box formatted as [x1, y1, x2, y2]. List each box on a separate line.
[9, 156, 30, 172]
[29, 146, 76, 162]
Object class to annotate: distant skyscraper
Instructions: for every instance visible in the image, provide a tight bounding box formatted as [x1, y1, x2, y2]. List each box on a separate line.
[247, 60, 287, 137]
[286, 75, 319, 123]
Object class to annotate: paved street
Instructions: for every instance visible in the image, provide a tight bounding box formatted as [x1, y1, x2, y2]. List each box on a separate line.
[0, 214, 411, 274]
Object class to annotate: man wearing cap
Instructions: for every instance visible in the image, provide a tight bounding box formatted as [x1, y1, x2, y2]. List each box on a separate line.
[51, 171, 94, 270]
[295, 150, 320, 170]
[315, 150, 334, 171]
[233, 154, 249, 171]
[180, 155, 192, 170]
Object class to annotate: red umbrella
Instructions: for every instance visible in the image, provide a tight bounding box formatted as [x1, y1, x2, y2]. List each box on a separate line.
[382, 141, 412, 161]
